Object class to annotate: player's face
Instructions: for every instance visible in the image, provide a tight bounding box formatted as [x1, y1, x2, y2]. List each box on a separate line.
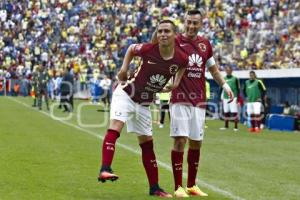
[157, 23, 175, 47]
[184, 14, 202, 39]
[225, 67, 232, 75]
[250, 72, 256, 80]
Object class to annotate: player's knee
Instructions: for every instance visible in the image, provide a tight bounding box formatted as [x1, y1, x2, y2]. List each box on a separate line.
[109, 119, 124, 133]
[138, 135, 153, 144]
[189, 139, 202, 149]
[173, 137, 187, 151]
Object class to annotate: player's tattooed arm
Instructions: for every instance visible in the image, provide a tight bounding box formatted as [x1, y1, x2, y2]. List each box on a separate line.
[161, 67, 186, 92]
[117, 44, 135, 81]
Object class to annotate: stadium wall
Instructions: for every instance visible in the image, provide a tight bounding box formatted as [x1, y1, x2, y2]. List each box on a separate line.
[207, 69, 300, 106]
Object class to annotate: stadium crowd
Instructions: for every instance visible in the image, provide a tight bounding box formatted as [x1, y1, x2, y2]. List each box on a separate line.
[0, 0, 299, 97]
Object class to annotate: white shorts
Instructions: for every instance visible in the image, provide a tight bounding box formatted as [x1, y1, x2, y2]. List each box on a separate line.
[170, 104, 205, 141]
[110, 86, 152, 136]
[223, 98, 238, 113]
[246, 102, 262, 115]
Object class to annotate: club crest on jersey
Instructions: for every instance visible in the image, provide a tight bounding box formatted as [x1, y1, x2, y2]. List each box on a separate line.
[198, 43, 206, 52]
[169, 64, 179, 75]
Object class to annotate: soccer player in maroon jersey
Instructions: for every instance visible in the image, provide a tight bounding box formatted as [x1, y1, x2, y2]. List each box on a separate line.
[168, 10, 234, 197]
[98, 20, 188, 198]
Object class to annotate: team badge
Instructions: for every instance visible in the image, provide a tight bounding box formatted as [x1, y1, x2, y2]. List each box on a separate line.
[169, 64, 179, 75]
[198, 43, 206, 52]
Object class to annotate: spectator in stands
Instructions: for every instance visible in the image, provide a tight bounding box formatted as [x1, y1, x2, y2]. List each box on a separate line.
[0, 0, 299, 101]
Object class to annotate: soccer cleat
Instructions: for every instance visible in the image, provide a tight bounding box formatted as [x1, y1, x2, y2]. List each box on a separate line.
[219, 127, 228, 130]
[174, 186, 189, 198]
[260, 124, 264, 129]
[248, 128, 255, 132]
[254, 127, 261, 133]
[98, 167, 119, 183]
[233, 128, 239, 132]
[159, 124, 164, 128]
[186, 185, 208, 196]
[150, 184, 172, 198]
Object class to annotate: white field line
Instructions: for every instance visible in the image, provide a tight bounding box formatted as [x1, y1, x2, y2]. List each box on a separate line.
[9, 97, 245, 200]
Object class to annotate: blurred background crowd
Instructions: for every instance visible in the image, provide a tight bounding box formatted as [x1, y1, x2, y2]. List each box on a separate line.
[0, 0, 299, 97]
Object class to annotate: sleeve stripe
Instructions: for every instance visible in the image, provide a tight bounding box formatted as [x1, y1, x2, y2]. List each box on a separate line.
[258, 80, 266, 90]
[205, 57, 216, 68]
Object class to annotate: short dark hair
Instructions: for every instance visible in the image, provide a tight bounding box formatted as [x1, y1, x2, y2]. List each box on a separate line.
[187, 9, 202, 16]
[158, 19, 176, 32]
[250, 70, 257, 77]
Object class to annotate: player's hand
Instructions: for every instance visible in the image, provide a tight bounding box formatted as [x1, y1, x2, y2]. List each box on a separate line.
[227, 90, 234, 103]
[161, 84, 173, 93]
[117, 70, 128, 82]
[222, 83, 234, 103]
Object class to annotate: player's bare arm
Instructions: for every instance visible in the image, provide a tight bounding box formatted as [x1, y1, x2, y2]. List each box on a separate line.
[208, 65, 234, 101]
[117, 44, 135, 81]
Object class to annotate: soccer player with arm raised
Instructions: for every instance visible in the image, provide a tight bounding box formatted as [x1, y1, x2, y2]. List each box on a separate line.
[98, 20, 188, 198]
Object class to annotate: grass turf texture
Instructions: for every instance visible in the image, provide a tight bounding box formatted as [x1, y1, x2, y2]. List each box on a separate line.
[0, 96, 300, 200]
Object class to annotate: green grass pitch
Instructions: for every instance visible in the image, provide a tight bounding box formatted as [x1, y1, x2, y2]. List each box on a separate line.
[1, 96, 300, 200]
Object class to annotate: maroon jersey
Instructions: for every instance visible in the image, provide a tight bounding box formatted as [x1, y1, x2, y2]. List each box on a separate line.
[122, 43, 188, 105]
[170, 34, 216, 108]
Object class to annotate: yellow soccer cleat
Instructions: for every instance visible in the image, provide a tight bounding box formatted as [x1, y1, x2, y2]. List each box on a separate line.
[186, 185, 208, 196]
[174, 186, 189, 198]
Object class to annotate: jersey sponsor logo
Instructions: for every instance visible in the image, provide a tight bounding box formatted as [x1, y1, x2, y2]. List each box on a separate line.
[150, 74, 167, 86]
[198, 43, 206, 52]
[147, 60, 156, 65]
[188, 54, 203, 67]
[187, 71, 202, 78]
[169, 64, 179, 75]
